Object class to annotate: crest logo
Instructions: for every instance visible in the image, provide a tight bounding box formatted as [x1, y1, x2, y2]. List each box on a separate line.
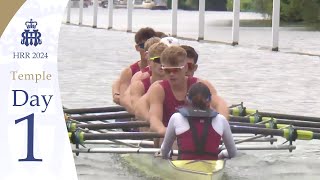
[21, 19, 42, 47]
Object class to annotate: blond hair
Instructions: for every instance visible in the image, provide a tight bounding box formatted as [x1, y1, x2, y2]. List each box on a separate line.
[144, 37, 161, 51]
[160, 46, 187, 66]
[148, 42, 168, 58]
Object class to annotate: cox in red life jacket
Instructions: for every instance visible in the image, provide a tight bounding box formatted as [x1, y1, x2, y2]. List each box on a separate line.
[160, 82, 236, 160]
[176, 107, 220, 160]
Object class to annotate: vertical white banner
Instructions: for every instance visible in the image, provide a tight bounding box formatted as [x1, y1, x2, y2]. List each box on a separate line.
[0, 0, 78, 179]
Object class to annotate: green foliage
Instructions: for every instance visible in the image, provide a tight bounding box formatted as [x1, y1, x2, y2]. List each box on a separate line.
[253, 0, 273, 18]
[179, 0, 198, 10]
[166, 0, 227, 11]
[169, 0, 319, 24]
[227, 0, 319, 23]
[280, 0, 303, 22]
[227, 0, 255, 11]
[301, 0, 320, 23]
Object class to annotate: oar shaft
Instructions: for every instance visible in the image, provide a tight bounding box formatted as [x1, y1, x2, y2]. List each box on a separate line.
[70, 112, 134, 122]
[77, 121, 149, 130]
[72, 145, 295, 154]
[84, 132, 162, 140]
[258, 111, 320, 122]
[231, 125, 284, 136]
[230, 122, 320, 133]
[230, 125, 320, 140]
[230, 116, 320, 129]
[230, 105, 320, 122]
[73, 147, 173, 154]
[64, 106, 126, 114]
[277, 119, 320, 129]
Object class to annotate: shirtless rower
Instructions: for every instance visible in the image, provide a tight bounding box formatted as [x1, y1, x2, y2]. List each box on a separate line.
[112, 27, 156, 105]
[147, 46, 229, 136]
[161, 82, 236, 160]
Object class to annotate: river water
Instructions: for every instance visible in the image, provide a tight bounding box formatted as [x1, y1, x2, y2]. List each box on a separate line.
[59, 7, 320, 180]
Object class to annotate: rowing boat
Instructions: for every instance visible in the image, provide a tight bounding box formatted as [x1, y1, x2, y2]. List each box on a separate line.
[122, 153, 225, 180]
[65, 103, 320, 180]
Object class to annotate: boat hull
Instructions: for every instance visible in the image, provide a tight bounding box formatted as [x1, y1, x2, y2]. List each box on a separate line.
[121, 153, 225, 180]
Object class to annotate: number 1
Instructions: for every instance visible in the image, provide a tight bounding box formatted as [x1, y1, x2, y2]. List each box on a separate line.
[15, 113, 42, 162]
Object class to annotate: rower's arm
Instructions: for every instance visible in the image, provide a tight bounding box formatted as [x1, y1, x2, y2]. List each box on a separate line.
[119, 68, 132, 106]
[200, 79, 229, 119]
[134, 94, 150, 121]
[219, 116, 237, 159]
[130, 81, 145, 113]
[148, 83, 166, 135]
[131, 71, 142, 83]
[121, 85, 134, 114]
[132, 71, 150, 83]
[161, 114, 177, 159]
[112, 79, 120, 105]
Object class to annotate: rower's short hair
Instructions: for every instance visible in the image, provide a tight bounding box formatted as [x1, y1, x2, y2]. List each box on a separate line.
[144, 37, 161, 51]
[155, 31, 168, 38]
[181, 45, 198, 64]
[135, 27, 156, 44]
[148, 42, 168, 58]
[160, 46, 187, 66]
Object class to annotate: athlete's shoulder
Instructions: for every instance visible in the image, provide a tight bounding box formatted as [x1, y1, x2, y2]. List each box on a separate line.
[148, 81, 165, 100]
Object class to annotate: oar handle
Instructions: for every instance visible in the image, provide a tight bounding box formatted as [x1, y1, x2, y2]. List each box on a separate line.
[69, 112, 134, 122]
[64, 106, 126, 114]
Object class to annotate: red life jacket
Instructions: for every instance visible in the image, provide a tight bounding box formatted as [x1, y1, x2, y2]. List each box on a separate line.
[130, 61, 141, 76]
[141, 77, 151, 94]
[159, 77, 198, 127]
[176, 107, 221, 160]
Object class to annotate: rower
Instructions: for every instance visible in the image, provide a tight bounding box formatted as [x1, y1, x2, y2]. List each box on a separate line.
[147, 46, 229, 136]
[129, 42, 168, 114]
[135, 44, 199, 122]
[135, 40, 205, 122]
[130, 37, 162, 89]
[131, 36, 181, 84]
[181, 45, 198, 77]
[121, 37, 161, 113]
[112, 27, 156, 105]
[161, 82, 236, 160]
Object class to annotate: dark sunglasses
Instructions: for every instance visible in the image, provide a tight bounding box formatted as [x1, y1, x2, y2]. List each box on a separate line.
[149, 56, 161, 64]
[187, 62, 195, 70]
[161, 65, 185, 74]
[137, 42, 144, 50]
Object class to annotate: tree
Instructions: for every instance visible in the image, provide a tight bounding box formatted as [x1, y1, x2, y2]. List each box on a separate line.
[166, 0, 227, 11]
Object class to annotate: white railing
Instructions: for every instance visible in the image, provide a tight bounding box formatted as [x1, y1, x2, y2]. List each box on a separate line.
[65, 0, 281, 51]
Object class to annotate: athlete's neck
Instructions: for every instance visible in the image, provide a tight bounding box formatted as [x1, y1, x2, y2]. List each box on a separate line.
[170, 76, 187, 92]
[151, 73, 164, 83]
[139, 59, 148, 69]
